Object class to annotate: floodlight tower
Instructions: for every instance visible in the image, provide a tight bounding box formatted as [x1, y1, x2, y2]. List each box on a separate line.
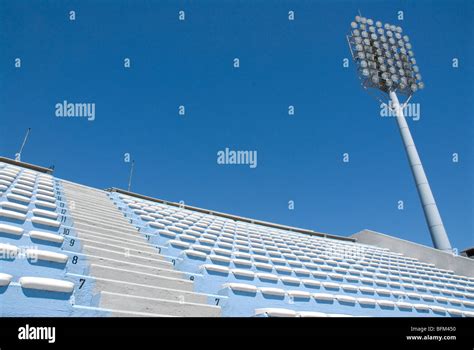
[347, 15, 452, 252]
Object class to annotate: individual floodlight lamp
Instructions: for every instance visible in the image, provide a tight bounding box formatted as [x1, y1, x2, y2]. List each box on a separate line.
[347, 15, 452, 252]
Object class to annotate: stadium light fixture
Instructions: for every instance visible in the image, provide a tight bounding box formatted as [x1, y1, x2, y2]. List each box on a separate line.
[347, 15, 452, 252]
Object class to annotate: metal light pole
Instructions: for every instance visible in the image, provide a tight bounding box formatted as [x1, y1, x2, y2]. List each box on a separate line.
[347, 15, 452, 252]
[128, 159, 135, 192]
[15, 128, 31, 162]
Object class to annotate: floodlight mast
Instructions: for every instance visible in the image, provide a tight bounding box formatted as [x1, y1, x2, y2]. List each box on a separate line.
[347, 15, 452, 252]
[389, 91, 451, 251]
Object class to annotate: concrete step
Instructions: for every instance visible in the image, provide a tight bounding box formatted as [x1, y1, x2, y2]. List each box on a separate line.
[75, 237, 166, 260]
[69, 197, 110, 204]
[61, 188, 105, 199]
[73, 221, 144, 239]
[63, 194, 125, 213]
[89, 264, 194, 291]
[71, 209, 136, 230]
[81, 245, 172, 268]
[61, 184, 109, 197]
[68, 195, 125, 215]
[85, 254, 183, 279]
[98, 291, 220, 317]
[75, 231, 157, 253]
[75, 225, 150, 246]
[66, 198, 118, 210]
[71, 207, 130, 223]
[66, 193, 112, 202]
[92, 276, 208, 304]
[70, 203, 131, 219]
[73, 304, 172, 317]
[73, 217, 143, 233]
[109, 309, 173, 317]
[61, 182, 222, 318]
[70, 207, 129, 222]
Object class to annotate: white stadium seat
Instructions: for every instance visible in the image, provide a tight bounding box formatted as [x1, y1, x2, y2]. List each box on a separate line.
[0, 223, 24, 236]
[26, 249, 69, 264]
[19, 277, 74, 293]
[0, 273, 13, 286]
[29, 230, 64, 244]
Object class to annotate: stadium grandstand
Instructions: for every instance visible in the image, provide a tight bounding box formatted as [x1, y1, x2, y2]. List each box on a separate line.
[0, 156, 473, 317]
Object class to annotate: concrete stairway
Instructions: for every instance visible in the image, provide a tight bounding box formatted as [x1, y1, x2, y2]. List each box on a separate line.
[62, 181, 220, 317]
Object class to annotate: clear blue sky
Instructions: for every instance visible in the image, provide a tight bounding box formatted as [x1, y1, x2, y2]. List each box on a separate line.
[0, 0, 472, 251]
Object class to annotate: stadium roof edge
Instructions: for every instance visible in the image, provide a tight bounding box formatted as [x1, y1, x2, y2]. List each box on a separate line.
[0, 156, 54, 174]
[106, 187, 357, 243]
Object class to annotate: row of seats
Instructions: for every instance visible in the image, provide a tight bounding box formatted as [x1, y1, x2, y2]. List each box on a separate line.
[115, 230, 474, 307]
[114, 196, 474, 298]
[0, 162, 84, 316]
[146, 220, 467, 288]
[117, 196, 473, 287]
[166, 237, 474, 298]
[220, 282, 472, 317]
[196, 263, 474, 308]
[224, 284, 474, 317]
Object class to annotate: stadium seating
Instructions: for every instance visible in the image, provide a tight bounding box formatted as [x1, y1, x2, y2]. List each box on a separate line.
[0, 160, 220, 317]
[1, 158, 473, 317]
[107, 191, 474, 317]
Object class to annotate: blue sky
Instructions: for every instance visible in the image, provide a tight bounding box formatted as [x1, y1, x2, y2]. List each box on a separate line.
[0, 0, 472, 251]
